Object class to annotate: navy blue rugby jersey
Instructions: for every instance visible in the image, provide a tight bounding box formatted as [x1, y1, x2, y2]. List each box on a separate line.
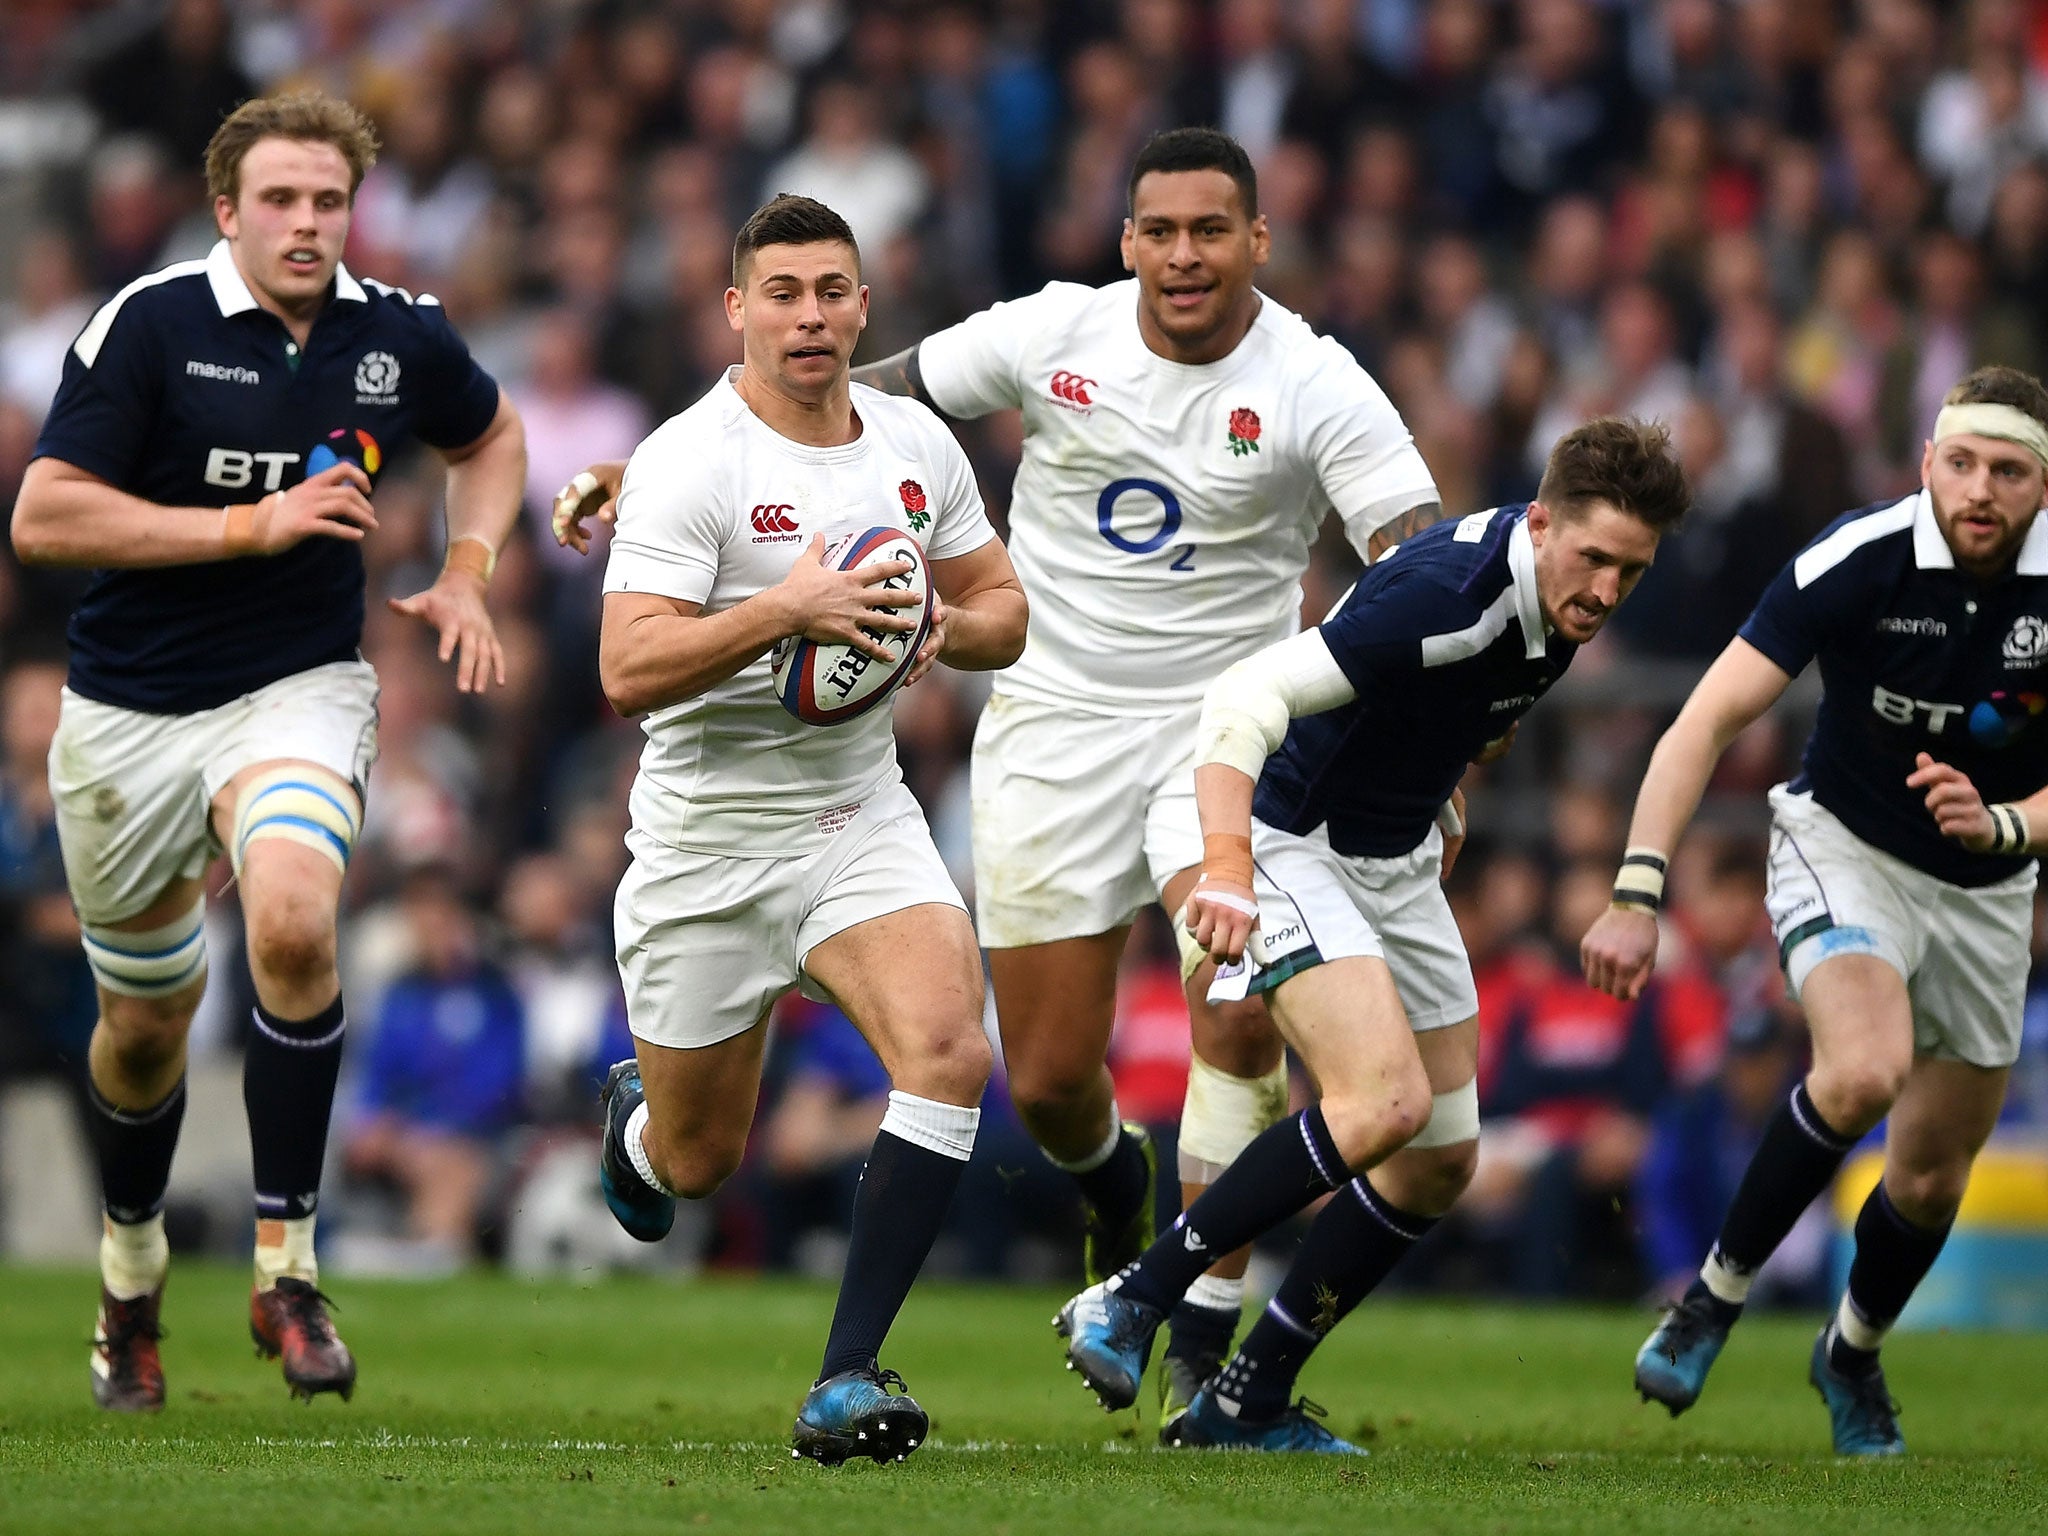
[33, 240, 500, 714]
[1255, 505, 1576, 857]
[1739, 489, 2048, 887]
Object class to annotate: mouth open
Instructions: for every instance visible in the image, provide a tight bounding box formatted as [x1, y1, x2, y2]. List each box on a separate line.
[788, 345, 835, 362]
[282, 247, 322, 276]
[1161, 282, 1215, 311]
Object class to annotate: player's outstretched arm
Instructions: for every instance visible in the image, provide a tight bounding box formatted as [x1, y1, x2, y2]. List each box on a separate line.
[1907, 751, 2048, 856]
[389, 391, 526, 694]
[551, 460, 628, 554]
[599, 535, 922, 716]
[13, 457, 375, 568]
[1186, 628, 1360, 962]
[904, 539, 1027, 685]
[849, 345, 932, 406]
[1582, 638, 1794, 1001]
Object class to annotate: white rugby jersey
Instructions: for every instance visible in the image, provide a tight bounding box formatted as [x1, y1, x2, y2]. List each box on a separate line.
[604, 370, 996, 856]
[918, 279, 1436, 712]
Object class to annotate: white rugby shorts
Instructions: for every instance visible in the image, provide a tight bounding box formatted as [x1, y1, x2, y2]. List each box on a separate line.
[1207, 818, 1478, 1033]
[1765, 784, 2034, 1068]
[615, 781, 967, 1049]
[970, 691, 1204, 949]
[49, 659, 379, 926]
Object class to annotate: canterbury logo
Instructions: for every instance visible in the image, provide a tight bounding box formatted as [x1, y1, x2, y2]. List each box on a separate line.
[750, 503, 799, 537]
[1049, 370, 1096, 407]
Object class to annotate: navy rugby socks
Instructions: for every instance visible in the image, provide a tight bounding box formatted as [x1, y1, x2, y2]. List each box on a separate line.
[1698, 1081, 1856, 1320]
[1068, 1124, 1153, 1232]
[1115, 1107, 1347, 1316]
[86, 1074, 188, 1229]
[817, 1092, 979, 1382]
[1827, 1182, 1951, 1377]
[1216, 1176, 1437, 1420]
[244, 994, 346, 1225]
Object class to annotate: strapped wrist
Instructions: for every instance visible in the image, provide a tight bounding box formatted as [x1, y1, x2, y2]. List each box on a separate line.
[1200, 831, 1255, 889]
[1611, 845, 1668, 913]
[444, 533, 496, 585]
[222, 494, 268, 557]
[1987, 803, 2032, 855]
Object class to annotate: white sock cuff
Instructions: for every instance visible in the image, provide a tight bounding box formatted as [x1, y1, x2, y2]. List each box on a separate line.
[1184, 1272, 1246, 1313]
[881, 1090, 979, 1161]
[1701, 1246, 1755, 1306]
[1836, 1292, 1887, 1351]
[1045, 1105, 1124, 1173]
[624, 1101, 680, 1196]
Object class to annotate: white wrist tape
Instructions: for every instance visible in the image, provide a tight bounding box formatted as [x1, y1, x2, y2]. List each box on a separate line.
[1987, 802, 2032, 855]
[1196, 629, 1356, 779]
[1611, 846, 1669, 912]
[1191, 885, 1259, 917]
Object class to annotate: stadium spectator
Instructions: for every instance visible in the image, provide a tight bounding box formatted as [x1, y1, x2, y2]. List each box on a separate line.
[0, 226, 95, 424]
[342, 865, 527, 1266]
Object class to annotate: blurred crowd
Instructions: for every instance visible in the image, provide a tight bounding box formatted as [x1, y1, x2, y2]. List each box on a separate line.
[4, 0, 2048, 1297]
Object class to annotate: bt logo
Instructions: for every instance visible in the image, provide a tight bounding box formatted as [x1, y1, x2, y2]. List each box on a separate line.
[1870, 685, 1964, 732]
[204, 448, 299, 490]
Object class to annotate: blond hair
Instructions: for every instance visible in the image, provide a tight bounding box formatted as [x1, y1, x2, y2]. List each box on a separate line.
[204, 92, 380, 203]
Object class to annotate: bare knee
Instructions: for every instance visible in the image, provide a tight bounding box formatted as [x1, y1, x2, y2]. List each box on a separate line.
[97, 995, 194, 1085]
[1809, 1060, 1909, 1137]
[1321, 1063, 1434, 1170]
[246, 906, 337, 996]
[1190, 995, 1284, 1079]
[1883, 1163, 1970, 1227]
[648, 1133, 746, 1201]
[1411, 1139, 1479, 1214]
[892, 1018, 993, 1108]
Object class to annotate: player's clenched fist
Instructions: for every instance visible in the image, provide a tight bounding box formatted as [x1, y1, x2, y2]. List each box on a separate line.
[770, 535, 924, 663]
[224, 462, 376, 555]
[552, 460, 626, 553]
[1581, 905, 1659, 1002]
[1185, 832, 1260, 965]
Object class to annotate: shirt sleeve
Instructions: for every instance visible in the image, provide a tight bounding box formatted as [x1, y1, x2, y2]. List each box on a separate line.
[31, 299, 162, 488]
[602, 429, 729, 605]
[407, 299, 502, 450]
[920, 414, 997, 562]
[917, 283, 1077, 419]
[1736, 537, 1868, 678]
[1315, 569, 1474, 691]
[1294, 337, 1439, 553]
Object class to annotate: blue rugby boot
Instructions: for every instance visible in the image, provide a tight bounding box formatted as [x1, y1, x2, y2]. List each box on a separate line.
[1166, 1384, 1367, 1455]
[1635, 1283, 1735, 1415]
[598, 1060, 674, 1242]
[1809, 1331, 1906, 1457]
[1054, 1277, 1164, 1411]
[791, 1366, 930, 1465]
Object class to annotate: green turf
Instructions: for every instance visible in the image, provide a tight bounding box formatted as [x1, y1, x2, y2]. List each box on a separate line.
[1, 1263, 2043, 1534]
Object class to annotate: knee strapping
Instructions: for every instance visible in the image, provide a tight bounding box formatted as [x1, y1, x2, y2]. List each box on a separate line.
[83, 899, 208, 999]
[233, 767, 362, 876]
[1177, 1052, 1291, 1177]
[1406, 1078, 1480, 1150]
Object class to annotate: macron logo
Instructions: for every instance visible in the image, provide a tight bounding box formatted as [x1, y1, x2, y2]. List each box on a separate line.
[750, 503, 801, 542]
[187, 359, 260, 384]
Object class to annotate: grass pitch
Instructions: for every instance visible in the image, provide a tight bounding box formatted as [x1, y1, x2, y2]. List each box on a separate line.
[1, 1263, 2043, 1534]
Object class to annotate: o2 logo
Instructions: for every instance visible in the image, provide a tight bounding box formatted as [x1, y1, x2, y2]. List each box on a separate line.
[1097, 478, 1195, 571]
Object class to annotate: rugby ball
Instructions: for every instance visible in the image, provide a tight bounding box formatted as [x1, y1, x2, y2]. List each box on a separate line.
[770, 527, 934, 725]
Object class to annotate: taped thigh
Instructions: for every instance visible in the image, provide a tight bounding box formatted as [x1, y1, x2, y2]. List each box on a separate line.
[1406, 1078, 1479, 1150]
[82, 899, 208, 999]
[232, 766, 362, 876]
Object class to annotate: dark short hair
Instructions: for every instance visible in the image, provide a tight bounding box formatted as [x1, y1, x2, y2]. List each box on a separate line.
[732, 194, 859, 287]
[205, 91, 379, 203]
[1536, 416, 1691, 533]
[1944, 364, 2048, 430]
[1127, 128, 1259, 219]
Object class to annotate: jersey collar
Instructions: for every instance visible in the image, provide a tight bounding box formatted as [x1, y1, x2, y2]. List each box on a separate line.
[1507, 512, 1549, 658]
[1911, 485, 2048, 575]
[204, 238, 368, 316]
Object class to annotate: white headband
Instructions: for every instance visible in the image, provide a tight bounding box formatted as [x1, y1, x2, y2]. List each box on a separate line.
[1932, 402, 2048, 470]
